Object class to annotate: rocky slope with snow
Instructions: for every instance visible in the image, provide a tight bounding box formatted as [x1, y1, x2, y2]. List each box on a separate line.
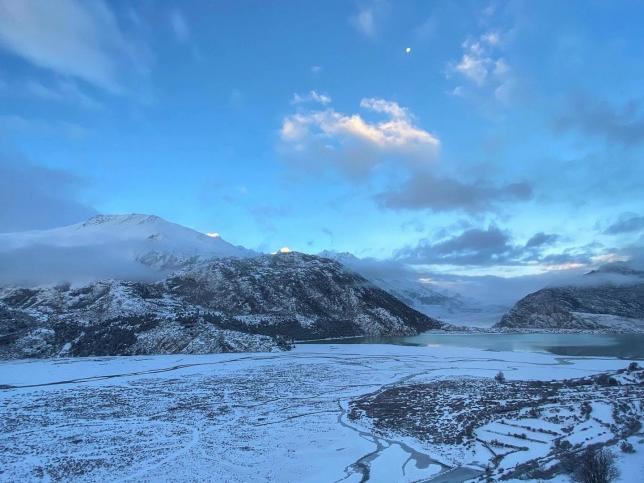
[0, 252, 442, 359]
[496, 263, 644, 332]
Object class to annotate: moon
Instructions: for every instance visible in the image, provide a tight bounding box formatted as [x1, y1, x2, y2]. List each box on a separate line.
[405, 47, 412, 54]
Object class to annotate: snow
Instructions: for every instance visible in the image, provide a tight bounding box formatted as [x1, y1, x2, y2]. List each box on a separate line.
[0, 214, 249, 257]
[1, 344, 640, 482]
[615, 436, 644, 482]
[0, 214, 254, 285]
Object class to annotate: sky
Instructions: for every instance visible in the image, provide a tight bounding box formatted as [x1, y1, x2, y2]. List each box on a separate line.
[1, 0, 643, 279]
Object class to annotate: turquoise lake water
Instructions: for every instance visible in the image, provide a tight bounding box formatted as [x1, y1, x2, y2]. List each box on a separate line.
[304, 332, 644, 359]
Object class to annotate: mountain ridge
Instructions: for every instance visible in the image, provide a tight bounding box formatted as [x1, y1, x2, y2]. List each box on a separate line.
[0, 252, 443, 359]
[0, 213, 255, 285]
[495, 263, 644, 332]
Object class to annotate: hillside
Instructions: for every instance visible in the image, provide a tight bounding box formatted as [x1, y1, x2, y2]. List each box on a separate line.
[0, 252, 442, 359]
[496, 263, 644, 332]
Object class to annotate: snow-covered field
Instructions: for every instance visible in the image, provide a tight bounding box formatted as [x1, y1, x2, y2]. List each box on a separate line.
[1, 344, 642, 482]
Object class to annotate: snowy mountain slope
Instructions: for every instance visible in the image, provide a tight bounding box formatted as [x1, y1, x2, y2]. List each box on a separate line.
[0, 252, 442, 359]
[164, 252, 442, 337]
[0, 214, 255, 284]
[496, 263, 644, 332]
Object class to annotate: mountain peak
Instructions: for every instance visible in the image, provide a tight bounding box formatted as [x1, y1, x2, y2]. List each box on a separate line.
[0, 214, 256, 285]
[81, 214, 164, 227]
[586, 261, 644, 278]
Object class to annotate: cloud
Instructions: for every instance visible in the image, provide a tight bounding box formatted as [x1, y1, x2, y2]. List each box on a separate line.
[0, 0, 144, 93]
[280, 95, 531, 213]
[0, 244, 157, 286]
[555, 96, 644, 146]
[350, 0, 389, 38]
[394, 226, 599, 268]
[169, 9, 189, 43]
[396, 226, 516, 266]
[0, 154, 96, 232]
[525, 232, 559, 249]
[24, 79, 102, 109]
[0, 114, 90, 139]
[321, 249, 610, 308]
[604, 213, 644, 235]
[291, 90, 331, 105]
[280, 97, 440, 178]
[449, 31, 517, 103]
[352, 8, 374, 37]
[455, 41, 490, 86]
[377, 172, 532, 213]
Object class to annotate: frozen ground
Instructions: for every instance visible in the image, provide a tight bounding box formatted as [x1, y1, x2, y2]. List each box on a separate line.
[1, 344, 642, 482]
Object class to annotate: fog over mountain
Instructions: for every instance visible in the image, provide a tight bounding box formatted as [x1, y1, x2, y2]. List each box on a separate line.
[496, 261, 644, 332]
[319, 250, 508, 326]
[2, 213, 642, 331]
[0, 214, 254, 286]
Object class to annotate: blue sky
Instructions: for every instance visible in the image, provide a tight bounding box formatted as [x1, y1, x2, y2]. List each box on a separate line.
[1, 0, 643, 277]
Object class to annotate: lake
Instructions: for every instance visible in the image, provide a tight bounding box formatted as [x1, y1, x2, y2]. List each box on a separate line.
[303, 332, 644, 359]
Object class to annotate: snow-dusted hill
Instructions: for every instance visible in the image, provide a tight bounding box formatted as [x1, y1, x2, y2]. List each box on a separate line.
[0, 252, 442, 359]
[496, 262, 644, 332]
[0, 214, 254, 284]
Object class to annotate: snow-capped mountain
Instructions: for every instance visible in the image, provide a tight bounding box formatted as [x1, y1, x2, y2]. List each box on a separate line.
[0, 214, 254, 285]
[496, 262, 644, 332]
[0, 252, 442, 359]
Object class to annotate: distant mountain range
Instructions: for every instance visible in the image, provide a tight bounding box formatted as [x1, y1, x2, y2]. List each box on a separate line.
[0, 216, 441, 359]
[3, 213, 643, 360]
[495, 262, 644, 332]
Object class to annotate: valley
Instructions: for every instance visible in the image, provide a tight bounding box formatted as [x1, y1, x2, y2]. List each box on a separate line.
[1, 344, 642, 482]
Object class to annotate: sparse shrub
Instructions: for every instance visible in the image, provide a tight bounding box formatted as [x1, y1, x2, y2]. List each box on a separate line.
[627, 361, 639, 372]
[625, 418, 642, 434]
[555, 438, 572, 451]
[619, 441, 635, 453]
[571, 448, 619, 483]
[495, 371, 506, 383]
[581, 401, 592, 418]
[596, 374, 618, 386]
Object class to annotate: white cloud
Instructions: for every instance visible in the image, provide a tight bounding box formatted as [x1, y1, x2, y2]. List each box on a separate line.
[481, 31, 500, 46]
[279, 95, 531, 214]
[25, 79, 102, 109]
[353, 8, 375, 37]
[0, 0, 141, 93]
[455, 52, 489, 86]
[280, 97, 439, 178]
[350, 1, 389, 38]
[169, 9, 189, 43]
[449, 30, 516, 103]
[360, 98, 408, 118]
[0, 114, 89, 139]
[291, 90, 332, 105]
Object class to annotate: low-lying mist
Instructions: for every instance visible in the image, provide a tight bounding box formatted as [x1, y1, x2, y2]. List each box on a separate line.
[0, 244, 162, 287]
